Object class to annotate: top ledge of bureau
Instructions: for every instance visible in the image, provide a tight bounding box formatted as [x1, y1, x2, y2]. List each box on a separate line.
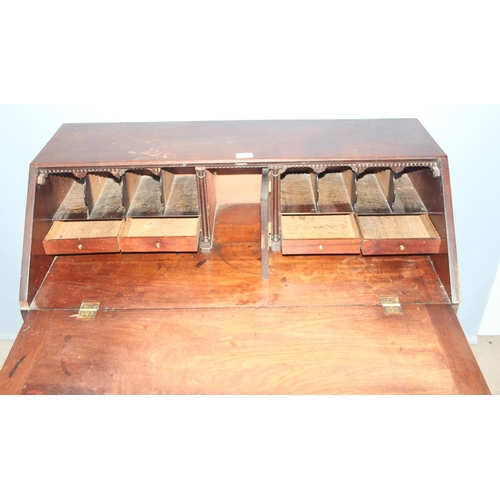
[31, 119, 447, 169]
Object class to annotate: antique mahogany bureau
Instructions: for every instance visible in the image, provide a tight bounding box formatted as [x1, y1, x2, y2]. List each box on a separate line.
[0, 119, 489, 394]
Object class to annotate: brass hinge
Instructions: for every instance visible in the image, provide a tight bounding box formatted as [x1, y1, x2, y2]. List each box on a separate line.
[77, 301, 100, 320]
[380, 297, 403, 315]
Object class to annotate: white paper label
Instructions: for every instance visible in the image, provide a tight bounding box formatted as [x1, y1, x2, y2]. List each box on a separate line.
[235, 152, 254, 159]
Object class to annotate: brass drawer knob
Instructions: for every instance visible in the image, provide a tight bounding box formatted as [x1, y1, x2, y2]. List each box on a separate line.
[400, 245, 405, 251]
[156, 242, 161, 249]
[319, 244, 324, 251]
[77, 244, 83, 250]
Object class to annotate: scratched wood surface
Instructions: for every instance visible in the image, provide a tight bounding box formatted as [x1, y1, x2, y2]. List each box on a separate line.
[53, 179, 87, 220]
[358, 215, 440, 240]
[43, 220, 123, 255]
[32, 205, 450, 311]
[281, 173, 316, 213]
[0, 305, 488, 395]
[0, 310, 55, 395]
[125, 174, 163, 217]
[31, 119, 447, 168]
[355, 173, 392, 213]
[393, 174, 427, 213]
[86, 174, 124, 219]
[2, 204, 488, 394]
[281, 214, 359, 240]
[317, 172, 353, 213]
[164, 175, 199, 216]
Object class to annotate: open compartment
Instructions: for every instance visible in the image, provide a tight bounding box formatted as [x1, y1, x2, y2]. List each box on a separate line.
[281, 214, 360, 255]
[392, 172, 427, 213]
[51, 175, 87, 220]
[41, 168, 205, 256]
[42, 172, 123, 255]
[123, 170, 162, 217]
[353, 166, 444, 254]
[119, 217, 200, 253]
[280, 168, 356, 214]
[85, 173, 124, 219]
[354, 167, 437, 215]
[358, 214, 445, 255]
[317, 169, 355, 213]
[280, 171, 318, 213]
[355, 167, 446, 255]
[277, 165, 445, 257]
[43, 220, 123, 255]
[354, 169, 394, 214]
[278, 168, 358, 254]
[162, 170, 200, 216]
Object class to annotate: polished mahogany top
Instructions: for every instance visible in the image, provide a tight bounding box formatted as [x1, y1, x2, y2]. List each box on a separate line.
[31, 119, 446, 168]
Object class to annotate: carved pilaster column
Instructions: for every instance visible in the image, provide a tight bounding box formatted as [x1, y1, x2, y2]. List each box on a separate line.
[270, 166, 281, 251]
[196, 167, 211, 250]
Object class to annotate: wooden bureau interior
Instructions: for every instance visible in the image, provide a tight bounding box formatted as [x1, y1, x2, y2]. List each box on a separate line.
[279, 166, 444, 256]
[1, 119, 489, 395]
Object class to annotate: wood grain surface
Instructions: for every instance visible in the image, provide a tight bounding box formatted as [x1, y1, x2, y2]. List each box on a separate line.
[281, 214, 360, 255]
[355, 173, 392, 213]
[0, 305, 488, 394]
[3, 203, 487, 394]
[32, 205, 450, 311]
[317, 171, 353, 213]
[43, 220, 122, 255]
[281, 214, 359, 240]
[0, 311, 55, 395]
[1, 305, 484, 395]
[358, 214, 439, 240]
[16, 119, 465, 398]
[119, 217, 200, 253]
[31, 119, 446, 168]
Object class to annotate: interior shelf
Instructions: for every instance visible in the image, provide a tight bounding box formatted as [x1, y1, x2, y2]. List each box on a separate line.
[123, 172, 163, 217]
[43, 169, 202, 255]
[281, 173, 317, 213]
[280, 168, 430, 216]
[281, 213, 443, 256]
[281, 214, 360, 255]
[43, 217, 200, 255]
[163, 173, 199, 216]
[358, 214, 444, 255]
[281, 170, 355, 214]
[43, 220, 123, 255]
[120, 217, 200, 253]
[53, 178, 87, 220]
[392, 173, 427, 213]
[317, 171, 354, 213]
[278, 166, 444, 256]
[354, 171, 392, 214]
[86, 174, 124, 219]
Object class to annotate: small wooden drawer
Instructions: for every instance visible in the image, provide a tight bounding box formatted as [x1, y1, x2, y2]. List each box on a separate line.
[281, 214, 361, 255]
[43, 220, 123, 255]
[119, 217, 200, 253]
[358, 214, 445, 255]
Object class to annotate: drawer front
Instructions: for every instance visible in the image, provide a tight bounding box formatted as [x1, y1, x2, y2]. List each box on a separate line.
[43, 237, 120, 255]
[119, 235, 199, 253]
[42, 220, 123, 255]
[282, 238, 360, 255]
[361, 238, 445, 256]
[119, 217, 200, 253]
[281, 214, 360, 255]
